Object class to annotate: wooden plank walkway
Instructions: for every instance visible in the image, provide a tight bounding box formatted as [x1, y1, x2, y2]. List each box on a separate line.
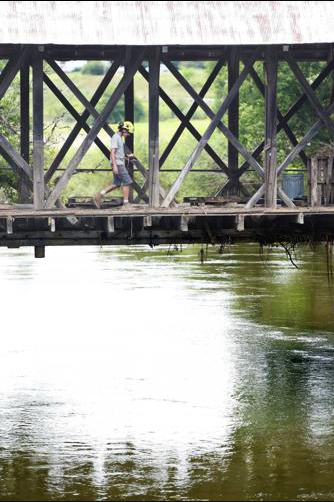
[2, 203, 334, 218]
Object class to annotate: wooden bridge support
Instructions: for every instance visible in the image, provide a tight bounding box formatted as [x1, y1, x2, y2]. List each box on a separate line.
[32, 47, 45, 210]
[264, 46, 278, 208]
[124, 47, 134, 202]
[20, 59, 30, 203]
[227, 47, 240, 196]
[148, 47, 160, 207]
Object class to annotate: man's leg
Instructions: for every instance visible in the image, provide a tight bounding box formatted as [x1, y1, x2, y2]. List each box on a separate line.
[122, 184, 130, 204]
[93, 184, 118, 208]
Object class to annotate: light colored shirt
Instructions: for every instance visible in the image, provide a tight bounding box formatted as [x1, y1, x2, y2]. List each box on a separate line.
[110, 132, 125, 165]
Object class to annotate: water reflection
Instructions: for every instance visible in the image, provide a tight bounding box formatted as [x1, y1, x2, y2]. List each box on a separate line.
[0, 245, 334, 501]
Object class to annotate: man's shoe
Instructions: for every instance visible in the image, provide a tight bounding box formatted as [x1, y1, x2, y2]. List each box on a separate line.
[93, 193, 102, 209]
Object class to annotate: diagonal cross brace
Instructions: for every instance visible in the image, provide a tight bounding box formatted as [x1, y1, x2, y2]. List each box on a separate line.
[163, 56, 264, 179]
[286, 53, 334, 140]
[45, 49, 146, 208]
[139, 64, 230, 176]
[45, 55, 168, 203]
[161, 48, 261, 208]
[159, 56, 226, 167]
[0, 46, 31, 102]
[44, 57, 121, 183]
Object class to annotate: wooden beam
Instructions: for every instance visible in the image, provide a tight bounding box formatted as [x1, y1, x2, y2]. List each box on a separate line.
[32, 49, 45, 209]
[45, 49, 146, 208]
[149, 47, 160, 207]
[277, 187, 296, 208]
[163, 54, 264, 179]
[45, 57, 157, 203]
[277, 101, 334, 175]
[45, 57, 121, 183]
[228, 47, 240, 192]
[19, 62, 31, 202]
[143, 215, 152, 227]
[180, 215, 188, 232]
[159, 57, 225, 167]
[238, 56, 334, 178]
[264, 47, 278, 208]
[106, 216, 115, 233]
[132, 178, 149, 203]
[134, 178, 149, 204]
[217, 177, 250, 198]
[0, 115, 77, 225]
[236, 214, 245, 231]
[43, 73, 110, 160]
[310, 157, 319, 206]
[124, 48, 134, 201]
[139, 65, 230, 176]
[34, 246, 45, 258]
[286, 53, 334, 139]
[46, 58, 117, 139]
[245, 184, 265, 209]
[48, 217, 56, 232]
[296, 212, 304, 224]
[248, 63, 308, 167]
[44, 73, 149, 204]
[0, 47, 31, 101]
[161, 49, 261, 208]
[6, 216, 13, 234]
[0, 133, 33, 179]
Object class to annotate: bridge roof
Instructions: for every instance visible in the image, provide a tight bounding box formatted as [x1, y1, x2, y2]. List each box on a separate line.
[0, 1, 333, 46]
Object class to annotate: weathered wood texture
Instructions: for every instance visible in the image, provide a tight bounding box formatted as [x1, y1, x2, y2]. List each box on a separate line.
[20, 63, 31, 202]
[148, 47, 160, 207]
[161, 48, 260, 207]
[228, 47, 240, 194]
[32, 50, 45, 209]
[264, 47, 278, 208]
[124, 48, 134, 202]
[309, 156, 334, 206]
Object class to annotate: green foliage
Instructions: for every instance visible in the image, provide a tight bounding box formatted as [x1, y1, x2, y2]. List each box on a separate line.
[208, 59, 332, 173]
[0, 75, 21, 201]
[81, 61, 106, 75]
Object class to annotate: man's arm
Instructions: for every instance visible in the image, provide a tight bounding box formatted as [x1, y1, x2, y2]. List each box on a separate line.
[111, 148, 118, 174]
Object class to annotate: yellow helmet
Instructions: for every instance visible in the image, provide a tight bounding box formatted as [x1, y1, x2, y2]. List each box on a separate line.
[118, 120, 134, 134]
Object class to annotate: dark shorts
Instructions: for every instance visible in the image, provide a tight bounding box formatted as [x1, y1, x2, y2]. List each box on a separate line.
[113, 164, 133, 186]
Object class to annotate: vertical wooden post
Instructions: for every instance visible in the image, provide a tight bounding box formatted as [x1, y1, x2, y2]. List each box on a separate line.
[20, 62, 31, 202]
[310, 157, 319, 206]
[149, 47, 160, 207]
[328, 45, 334, 105]
[32, 47, 44, 209]
[125, 48, 134, 202]
[228, 47, 240, 194]
[264, 47, 278, 208]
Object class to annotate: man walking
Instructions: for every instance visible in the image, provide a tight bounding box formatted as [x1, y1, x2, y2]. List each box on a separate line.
[93, 121, 135, 208]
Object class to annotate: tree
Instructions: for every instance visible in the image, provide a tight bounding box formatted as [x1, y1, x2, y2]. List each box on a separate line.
[81, 61, 106, 75]
[0, 70, 21, 202]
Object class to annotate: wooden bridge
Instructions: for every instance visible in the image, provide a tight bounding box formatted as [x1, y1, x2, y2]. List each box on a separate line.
[1, 2, 334, 256]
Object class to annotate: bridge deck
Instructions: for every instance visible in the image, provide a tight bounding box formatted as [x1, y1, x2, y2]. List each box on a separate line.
[1, 203, 334, 218]
[1, 204, 334, 253]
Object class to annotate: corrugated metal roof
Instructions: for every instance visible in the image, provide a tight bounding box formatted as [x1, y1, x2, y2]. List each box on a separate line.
[0, 1, 333, 46]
